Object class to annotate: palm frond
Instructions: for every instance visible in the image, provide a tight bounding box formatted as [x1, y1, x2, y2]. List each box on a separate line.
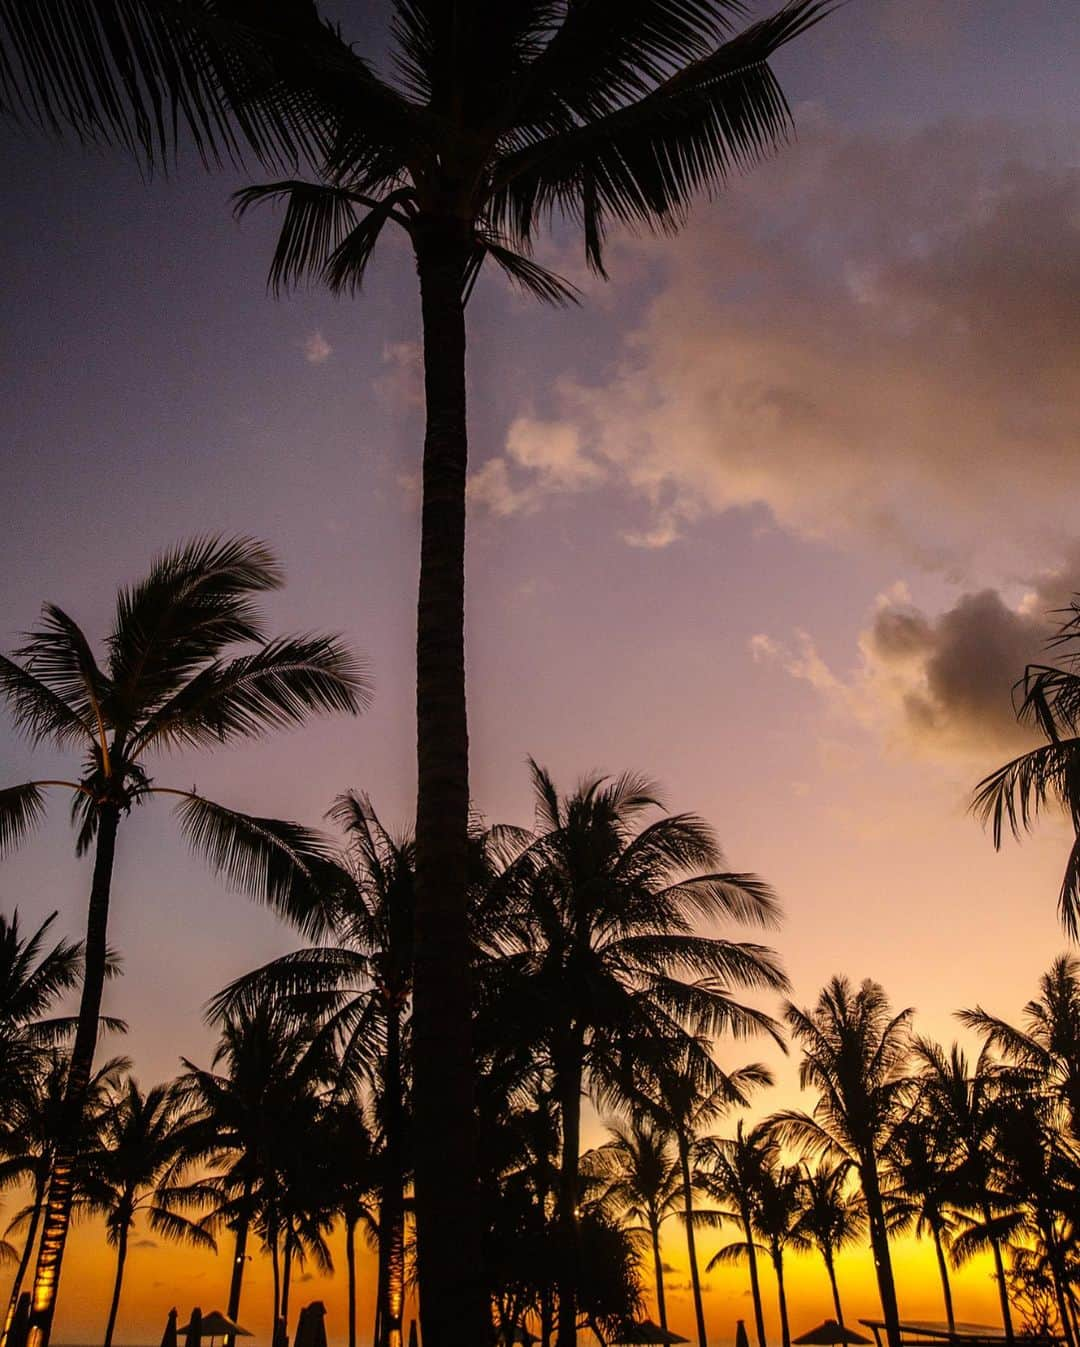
[235, 179, 366, 293]
[0, 655, 95, 749]
[0, 782, 48, 854]
[469, 235, 580, 307]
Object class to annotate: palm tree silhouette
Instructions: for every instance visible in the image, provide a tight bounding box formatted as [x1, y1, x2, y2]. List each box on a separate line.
[0, 11, 835, 1339]
[89, 1076, 215, 1347]
[794, 1161, 865, 1337]
[772, 977, 912, 1347]
[492, 761, 787, 1345]
[0, 535, 366, 1341]
[698, 1121, 775, 1347]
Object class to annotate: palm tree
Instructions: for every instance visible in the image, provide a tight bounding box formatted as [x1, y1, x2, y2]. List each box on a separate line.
[318, 1102, 378, 1347]
[89, 1076, 215, 1347]
[209, 792, 414, 1347]
[0, 910, 82, 1113]
[0, 1055, 125, 1347]
[772, 978, 913, 1347]
[635, 1055, 775, 1347]
[0, 534, 366, 1342]
[0, 11, 835, 1341]
[490, 761, 788, 1345]
[961, 955, 1080, 1135]
[972, 596, 1080, 935]
[698, 1121, 775, 1347]
[709, 1151, 803, 1347]
[587, 1120, 682, 1336]
[794, 1161, 864, 1336]
[177, 1000, 337, 1347]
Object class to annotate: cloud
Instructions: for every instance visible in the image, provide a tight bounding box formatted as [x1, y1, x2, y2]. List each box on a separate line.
[133, 1238, 158, 1249]
[473, 117, 1080, 571]
[375, 340, 423, 406]
[303, 330, 333, 365]
[755, 554, 1080, 761]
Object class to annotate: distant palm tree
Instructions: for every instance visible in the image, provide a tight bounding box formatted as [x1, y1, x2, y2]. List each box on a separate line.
[794, 1161, 864, 1336]
[973, 597, 1080, 935]
[698, 1121, 775, 1347]
[636, 1055, 775, 1347]
[493, 761, 787, 1346]
[0, 1055, 125, 1347]
[90, 1076, 215, 1347]
[587, 1120, 682, 1336]
[318, 1102, 378, 1347]
[709, 1152, 803, 1347]
[0, 9, 836, 1341]
[0, 910, 83, 1109]
[0, 535, 367, 1341]
[772, 978, 912, 1347]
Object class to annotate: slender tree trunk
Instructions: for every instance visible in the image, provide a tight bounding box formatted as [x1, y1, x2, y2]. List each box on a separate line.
[271, 1229, 282, 1343]
[102, 1223, 129, 1347]
[650, 1221, 668, 1335]
[379, 1003, 405, 1347]
[225, 1179, 253, 1347]
[929, 1222, 955, 1336]
[861, 1161, 901, 1347]
[27, 802, 120, 1347]
[410, 222, 487, 1347]
[823, 1248, 844, 1334]
[556, 1050, 584, 1347]
[1041, 1222, 1074, 1347]
[741, 1205, 767, 1347]
[981, 1201, 1014, 1346]
[2, 1176, 45, 1346]
[540, 1287, 553, 1347]
[678, 1138, 708, 1347]
[772, 1248, 790, 1347]
[281, 1233, 293, 1337]
[346, 1217, 358, 1347]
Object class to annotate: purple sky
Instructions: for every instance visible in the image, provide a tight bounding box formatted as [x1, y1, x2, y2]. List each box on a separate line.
[3, 0, 1080, 1338]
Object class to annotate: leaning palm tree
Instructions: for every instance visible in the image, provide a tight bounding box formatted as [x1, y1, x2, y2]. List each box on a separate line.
[973, 597, 1080, 935]
[89, 1076, 215, 1347]
[794, 1161, 864, 1336]
[489, 761, 788, 1345]
[0, 534, 367, 1344]
[771, 978, 912, 1347]
[0, 10, 835, 1342]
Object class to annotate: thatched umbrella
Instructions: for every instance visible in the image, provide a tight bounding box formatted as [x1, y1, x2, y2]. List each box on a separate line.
[794, 1322, 872, 1345]
[610, 1321, 690, 1345]
[182, 1307, 202, 1347]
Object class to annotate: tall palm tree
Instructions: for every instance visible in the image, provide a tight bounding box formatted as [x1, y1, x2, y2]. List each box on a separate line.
[0, 11, 835, 1342]
[491, 761, 788, 1345]
[709, 1152, 803, 1347]
[318, 1102, 378, 1347]
[794, 1161, 864, 1336]
[0, 534, 366, 1343]
[0, 1055, 126, 1347]
[635, 1055, 775, 1347]
[972, 597, 1080, 935]
[0, 910, 82, 1112]
[587, 1120, 682, 1337]
[698, 1121, 775, 1347]
[772, 978, 912, 1347]
[89, 1076, 215, 1347]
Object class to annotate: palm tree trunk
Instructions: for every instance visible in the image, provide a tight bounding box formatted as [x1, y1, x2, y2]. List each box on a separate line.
[2, 1175, 45, 1346]
[556, 1051, 584, 1347]
[271, 1229, 282, 1343]
[772, 1248, 791, 1347]
[741, 1205, 767, 1347]
[823, 1247, 844, 1334]
[861, 1161, 901, 1347]
[410, 222, 487, 1347]
[281, 1233, 293, 1338]
[929, 1222, 954, 1336]
[102, 1223, 129, 1347]
[378, 1003, 405, 1347]
[981, 1202, 1014, 1346]
[27, 801, 120, 1347]
[678, 1138, 708, 1347]
[346, 1217, 358, 1347]
[650, 1220, 668, 1334]
[225, 1180, 254, 1347]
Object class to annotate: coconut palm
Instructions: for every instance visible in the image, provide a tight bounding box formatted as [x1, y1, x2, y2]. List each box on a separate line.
[634, 1054, 775, 1347]
[794, 1161, 864, 1336]
[0, 534, 367, 1341]
[490, 761, 787, 1345]
[318, 1102, 378, 1347]
[709, 1152, 803, 1347]
[697, 1121, 775, 1347]
[587, 1120, 682, 1337]
[972, 597, 1080, 935]
[771, 978, 912, 1347]
[89, 1076, 215, 1347]
[0, 9, 836, 1340]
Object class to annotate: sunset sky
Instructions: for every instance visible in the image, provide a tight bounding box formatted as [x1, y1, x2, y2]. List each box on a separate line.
[3, 1, 1080, 1342]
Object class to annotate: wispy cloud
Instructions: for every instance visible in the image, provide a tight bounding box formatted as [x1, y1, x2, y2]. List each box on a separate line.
[303, 330, 333, 365]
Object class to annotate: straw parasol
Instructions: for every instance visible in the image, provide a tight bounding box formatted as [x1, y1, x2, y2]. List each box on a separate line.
[610, 1321, 690, 1345]
[794, 1322, 872, 1345]
[180, 1310, 251, 1346]
[294, 1302, 328, 1347]
[183, 1307, 202, 1347]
